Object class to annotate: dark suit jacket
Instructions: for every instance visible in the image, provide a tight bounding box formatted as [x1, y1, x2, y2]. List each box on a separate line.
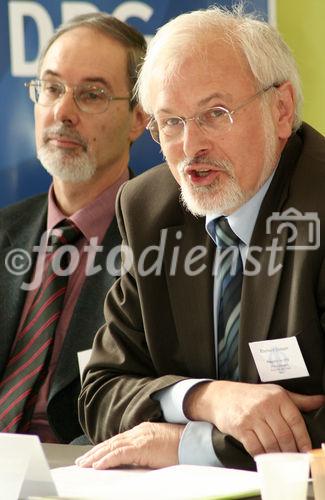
[79, 123, 325, 469]
[0, 193, 121, 442]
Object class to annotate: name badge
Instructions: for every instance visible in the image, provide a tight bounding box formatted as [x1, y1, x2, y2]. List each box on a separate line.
[249, 337, 309, 382]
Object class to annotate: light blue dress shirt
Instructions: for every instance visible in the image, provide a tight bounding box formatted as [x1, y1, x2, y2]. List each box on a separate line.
[154, 173, 274, 466]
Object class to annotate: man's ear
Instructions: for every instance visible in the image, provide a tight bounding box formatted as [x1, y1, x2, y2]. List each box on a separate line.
[129, 103, 149, 143]
[273, 81, 296, 140]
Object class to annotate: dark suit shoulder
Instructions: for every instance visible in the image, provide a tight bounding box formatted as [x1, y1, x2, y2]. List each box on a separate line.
[118, 164, 185, 228]
[299, 122, 325, 164]
[121, 163, 178, 203]
[0, 193, 47, 227]
[291, 123, 325, 216]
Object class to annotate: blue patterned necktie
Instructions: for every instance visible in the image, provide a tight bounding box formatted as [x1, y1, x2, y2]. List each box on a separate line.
[215, 217, 243, 381]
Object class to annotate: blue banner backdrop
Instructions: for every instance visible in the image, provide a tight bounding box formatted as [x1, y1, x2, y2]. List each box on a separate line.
[0, 0, 268, 208]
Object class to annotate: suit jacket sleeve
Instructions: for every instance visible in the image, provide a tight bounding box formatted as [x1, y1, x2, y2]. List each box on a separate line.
[78, 183, 190, 444]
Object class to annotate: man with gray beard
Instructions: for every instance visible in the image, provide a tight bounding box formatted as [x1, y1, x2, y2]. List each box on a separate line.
[0, 13, 146, 443]
[78, 6, 325, 471]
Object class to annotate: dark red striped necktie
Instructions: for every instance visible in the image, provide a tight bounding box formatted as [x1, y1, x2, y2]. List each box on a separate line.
[0, 220, 81, 433]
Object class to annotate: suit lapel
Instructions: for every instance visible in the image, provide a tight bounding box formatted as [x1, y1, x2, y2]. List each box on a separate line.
[0, 198, 47, 368]
[239, 132, 303, 382]
[164, 213, 216, 378]
[240, 225, 289, 381]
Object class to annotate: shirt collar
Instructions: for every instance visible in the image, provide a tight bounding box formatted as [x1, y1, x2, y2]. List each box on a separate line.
[206, 172, 274, 246]
[47, 169, 129, 243]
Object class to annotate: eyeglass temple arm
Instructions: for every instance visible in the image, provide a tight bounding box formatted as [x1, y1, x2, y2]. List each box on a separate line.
[110, 96, 130, 101]
[230, 83, 280, 116]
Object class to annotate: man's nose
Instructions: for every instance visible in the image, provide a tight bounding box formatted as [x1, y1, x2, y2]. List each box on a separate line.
[52, 89, 80, 126]
[182, 118, 212, 158]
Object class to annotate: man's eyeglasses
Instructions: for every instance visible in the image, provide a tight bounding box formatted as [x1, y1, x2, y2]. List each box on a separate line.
[147, 84, 277, 144]
[25, 79, 130, 114]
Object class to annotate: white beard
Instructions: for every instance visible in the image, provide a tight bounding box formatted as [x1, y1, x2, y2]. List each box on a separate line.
[38, 145, 97, 183]
[37, 124, 97, 183]
[177, 158, 246, 217]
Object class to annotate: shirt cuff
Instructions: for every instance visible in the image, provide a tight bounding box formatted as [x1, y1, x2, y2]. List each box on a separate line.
[153, 379, 210, 423]
[179, 421, 223, 467]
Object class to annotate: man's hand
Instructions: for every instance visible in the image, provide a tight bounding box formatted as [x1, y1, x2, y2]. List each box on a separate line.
[184, 381, 325, 457]
[75, 422, 184, 470]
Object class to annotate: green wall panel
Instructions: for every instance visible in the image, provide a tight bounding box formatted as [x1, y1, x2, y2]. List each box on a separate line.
[277, 0, 325, 134]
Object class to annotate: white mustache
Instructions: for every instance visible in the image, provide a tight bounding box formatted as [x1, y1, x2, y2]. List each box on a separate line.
[178, 157, 233, 174]
[43, 125, 87, 151]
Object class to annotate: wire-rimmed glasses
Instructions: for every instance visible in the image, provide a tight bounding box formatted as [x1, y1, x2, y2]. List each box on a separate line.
[25, 79, 130, 114]
[147, 84, 276, 144]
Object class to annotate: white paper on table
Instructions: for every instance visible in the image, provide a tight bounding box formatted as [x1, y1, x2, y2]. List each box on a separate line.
[51, 464, 260, 499]
[77, 348, 92, 380]
[51, 465, 149, 498]
[0, 433, 57, 500]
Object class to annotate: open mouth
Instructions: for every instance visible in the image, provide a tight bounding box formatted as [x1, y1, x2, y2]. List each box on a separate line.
[189, 169, 211, 178]
[183, 166, 227, 187]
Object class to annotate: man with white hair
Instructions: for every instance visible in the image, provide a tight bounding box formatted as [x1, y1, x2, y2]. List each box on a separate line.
[78, 5, 325, 469]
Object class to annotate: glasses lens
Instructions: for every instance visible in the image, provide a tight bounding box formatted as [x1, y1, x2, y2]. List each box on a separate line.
[147, 119, 160, 144]
[27, 82, 37, 103]
[199, 107, 232, 134]
[36, 80, 63, 105]
[75, 84, 108, 113]
[161, 116, 184, 138]
[147, 106, 234, 145]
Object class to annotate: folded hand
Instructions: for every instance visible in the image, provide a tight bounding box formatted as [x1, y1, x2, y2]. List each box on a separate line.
[184, 381, 325, 457]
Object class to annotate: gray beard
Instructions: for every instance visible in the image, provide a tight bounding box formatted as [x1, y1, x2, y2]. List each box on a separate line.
[177, 157, 246, 217]
[37, 145, 97, 183]
[179, 176, 245, 216]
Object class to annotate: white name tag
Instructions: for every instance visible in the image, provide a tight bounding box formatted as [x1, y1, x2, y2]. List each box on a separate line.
[249, 337, 309, 382]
